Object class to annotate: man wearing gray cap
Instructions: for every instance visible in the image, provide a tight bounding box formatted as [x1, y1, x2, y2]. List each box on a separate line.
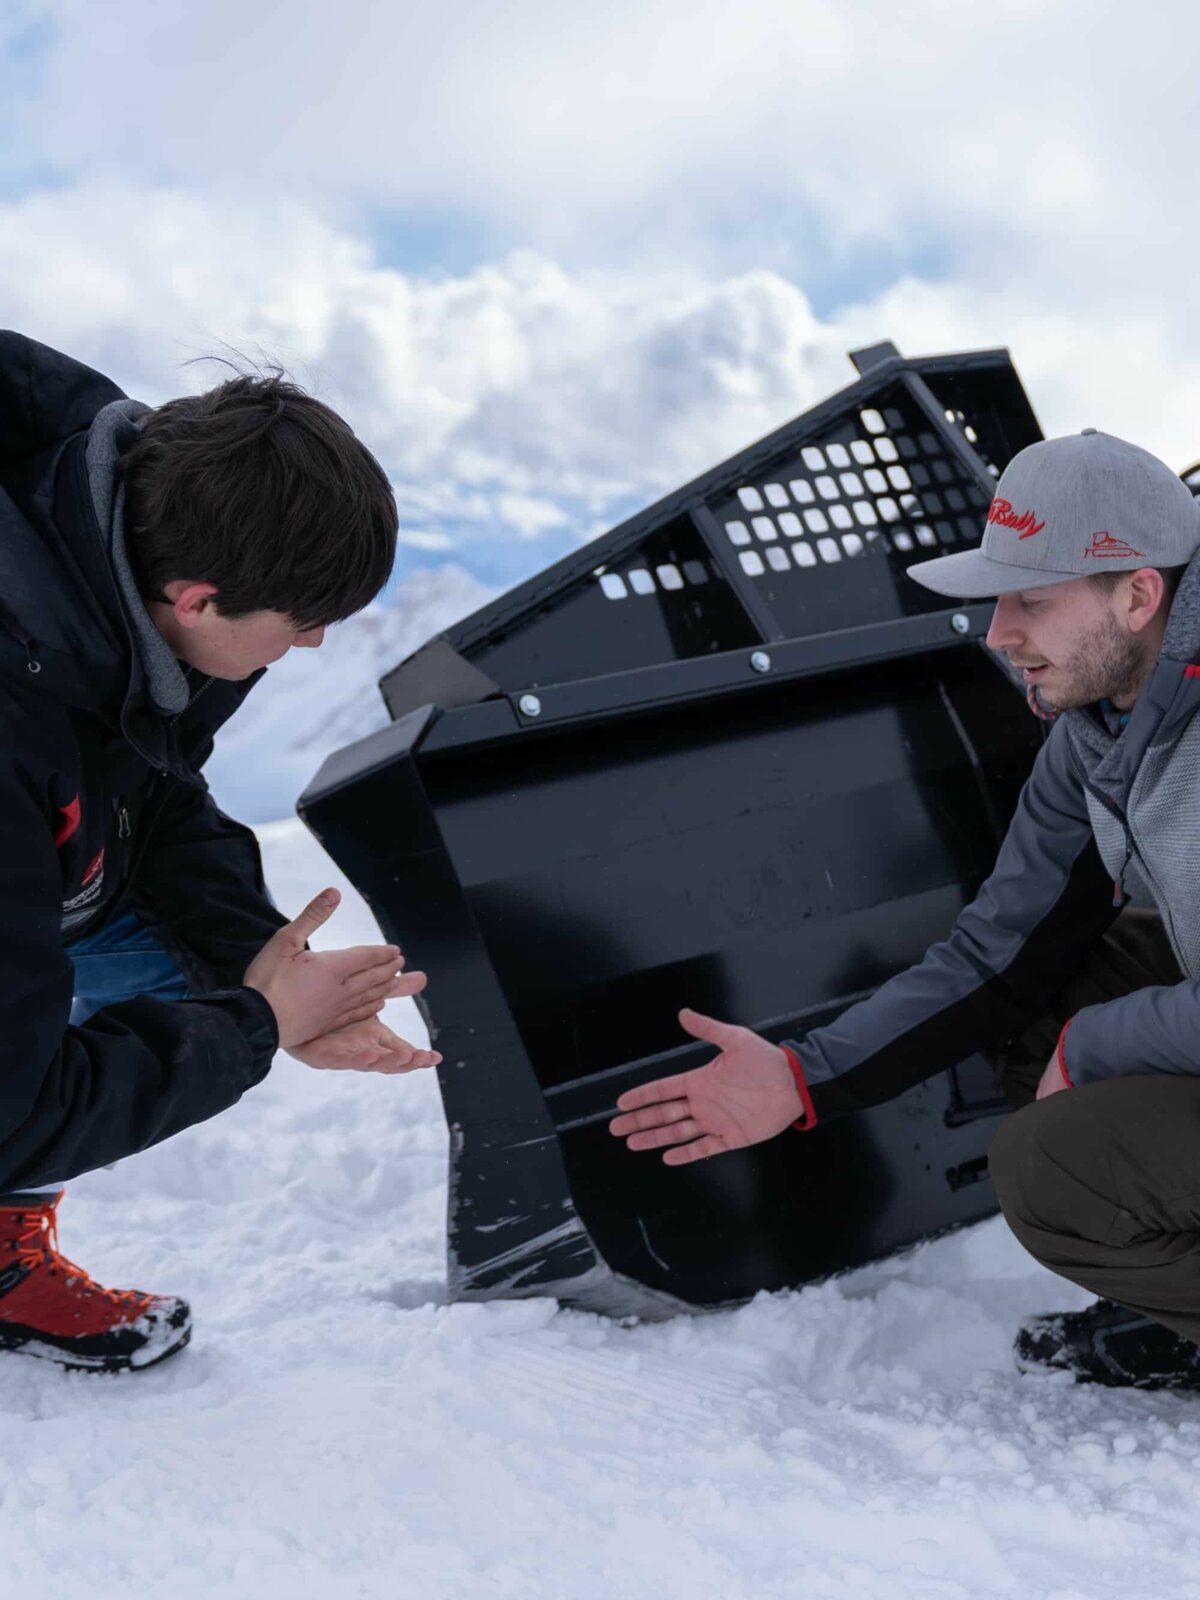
[612, 427, 1200, 1391]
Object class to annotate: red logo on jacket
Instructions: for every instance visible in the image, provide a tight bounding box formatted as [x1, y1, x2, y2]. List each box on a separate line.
[53, 794, 81, 848]
[987, 498, 1046, 539]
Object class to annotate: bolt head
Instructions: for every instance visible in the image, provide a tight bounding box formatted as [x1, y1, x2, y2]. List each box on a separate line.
[750, 650, 772, 674]
[518, 693, 542, 718]
[951, 612, 970, 635]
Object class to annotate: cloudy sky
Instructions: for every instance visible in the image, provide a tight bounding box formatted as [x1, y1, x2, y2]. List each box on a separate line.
[5, 0, 1200, 594]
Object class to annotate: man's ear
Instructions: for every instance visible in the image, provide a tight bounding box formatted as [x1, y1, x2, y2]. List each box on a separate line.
[1125, 567, 1166, 635]
[159, 580, 220, 628]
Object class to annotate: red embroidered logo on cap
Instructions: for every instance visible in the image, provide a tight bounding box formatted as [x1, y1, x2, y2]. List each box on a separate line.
[1083, 532, 1145, 559]
[987, 498, 1045, 539]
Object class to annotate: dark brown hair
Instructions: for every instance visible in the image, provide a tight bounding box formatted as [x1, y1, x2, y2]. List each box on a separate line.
[119, 373, 397, 629]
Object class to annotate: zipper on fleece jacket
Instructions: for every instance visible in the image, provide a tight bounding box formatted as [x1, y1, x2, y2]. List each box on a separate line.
[1082, 779, 1138, 909]
[1065, 739, 1135, 908]
[1076, 763, 1185, 958]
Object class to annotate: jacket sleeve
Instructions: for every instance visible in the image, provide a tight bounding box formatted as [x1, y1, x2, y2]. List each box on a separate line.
[0, 752, 279, 1193]
[127, 770, 290, 993]
[795, 716, 1119, 1122]
[1059, 973, 1200, 1087]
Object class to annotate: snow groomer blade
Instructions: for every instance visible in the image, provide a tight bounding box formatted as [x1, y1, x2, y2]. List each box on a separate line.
[298, 340, 1046, 1319]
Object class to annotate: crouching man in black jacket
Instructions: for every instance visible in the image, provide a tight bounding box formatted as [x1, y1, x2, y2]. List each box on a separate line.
[0, 331, 438, 1372]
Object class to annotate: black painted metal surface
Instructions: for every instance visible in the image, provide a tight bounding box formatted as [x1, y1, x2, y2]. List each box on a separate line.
[299, 341, 1047, 1316]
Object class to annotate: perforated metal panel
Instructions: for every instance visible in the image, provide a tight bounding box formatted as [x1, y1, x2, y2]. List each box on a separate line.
[381, 343, 1042, 719]
[707, 395, 995, 636]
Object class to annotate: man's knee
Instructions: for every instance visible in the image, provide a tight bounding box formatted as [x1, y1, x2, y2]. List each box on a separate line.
[987, 1091, 1100, 1243]
[988, 1101, 1042, 1231]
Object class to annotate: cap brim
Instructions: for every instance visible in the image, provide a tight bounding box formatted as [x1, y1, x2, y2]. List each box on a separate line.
[905, 547, 1081, 599]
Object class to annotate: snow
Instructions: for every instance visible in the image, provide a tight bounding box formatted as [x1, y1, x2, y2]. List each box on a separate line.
[7, 818, 1200, 1598]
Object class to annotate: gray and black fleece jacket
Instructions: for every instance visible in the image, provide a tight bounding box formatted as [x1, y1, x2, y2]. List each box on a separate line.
[791, 546, 1200, 1123]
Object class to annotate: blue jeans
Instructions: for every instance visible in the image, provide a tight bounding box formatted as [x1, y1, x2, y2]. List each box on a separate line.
[22, 909, 191, 1194]
[69, 906, 191, 1025]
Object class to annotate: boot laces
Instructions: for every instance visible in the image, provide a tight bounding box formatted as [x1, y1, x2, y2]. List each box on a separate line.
[14, 1203, 153, 1316]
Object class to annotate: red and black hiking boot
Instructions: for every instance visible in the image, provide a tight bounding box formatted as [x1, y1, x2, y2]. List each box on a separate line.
[0, 1191, 191, 1373]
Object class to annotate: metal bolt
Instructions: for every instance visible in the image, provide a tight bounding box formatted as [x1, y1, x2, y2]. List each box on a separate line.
[950, 613, 970, 635]
[518, 693, 542, 718]
[750, 650, 772, 674]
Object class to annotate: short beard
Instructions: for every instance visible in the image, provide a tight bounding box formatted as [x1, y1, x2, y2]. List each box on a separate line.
[1036, 608, 1148, 712]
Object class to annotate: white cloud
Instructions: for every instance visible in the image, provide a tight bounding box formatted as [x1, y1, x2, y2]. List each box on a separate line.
[495, 494, 570, 539]
[4, 2, 1200, 503]
[16, 0, 1200, 293]
[396, 528, 457, 552]
[7, 181, 1200, 551]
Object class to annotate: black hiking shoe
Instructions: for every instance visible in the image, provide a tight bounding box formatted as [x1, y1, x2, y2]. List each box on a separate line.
[1016, 1297, 1200, 1390]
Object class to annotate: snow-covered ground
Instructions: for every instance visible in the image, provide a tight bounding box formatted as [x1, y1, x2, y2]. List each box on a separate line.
[8, 819, 1200, 1600]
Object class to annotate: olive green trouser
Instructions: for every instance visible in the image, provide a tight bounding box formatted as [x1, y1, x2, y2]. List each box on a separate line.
[985, 908, 1200, 1346]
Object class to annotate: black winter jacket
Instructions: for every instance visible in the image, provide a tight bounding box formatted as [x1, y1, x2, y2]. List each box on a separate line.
[0, 332, 288, 1191]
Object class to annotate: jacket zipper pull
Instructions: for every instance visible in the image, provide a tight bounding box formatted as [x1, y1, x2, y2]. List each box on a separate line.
[117, 806, 130, 839]
[25, 641, 40, 675]
[1113, 837, 1133, 907]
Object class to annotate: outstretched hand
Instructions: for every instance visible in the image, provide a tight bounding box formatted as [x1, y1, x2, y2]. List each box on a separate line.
[244, 887, 417, 1049]
[608, 1007, 801, 1166]
[286, 1016, 442, 1075]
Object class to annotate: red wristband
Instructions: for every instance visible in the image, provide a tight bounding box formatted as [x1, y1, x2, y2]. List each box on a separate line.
[781, 1045, 818, 1131]
[1055, 1019, 1075, 1089]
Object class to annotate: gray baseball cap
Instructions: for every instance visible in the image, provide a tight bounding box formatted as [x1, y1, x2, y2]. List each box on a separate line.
[907, 428, 1200, 598]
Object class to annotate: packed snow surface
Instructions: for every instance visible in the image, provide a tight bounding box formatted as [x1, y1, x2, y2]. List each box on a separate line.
[7, 820, 1200, 1599]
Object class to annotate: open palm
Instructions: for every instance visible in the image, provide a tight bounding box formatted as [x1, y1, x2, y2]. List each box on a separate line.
[609, 1008, 802, 1165]
[286, 1015, 441, 1074]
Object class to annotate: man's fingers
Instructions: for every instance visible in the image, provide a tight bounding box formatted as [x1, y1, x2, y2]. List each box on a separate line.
[321, 943, 403, 981]
[663, 1135, 727, 1166]
[626, 1119, 700, 1152]
[284, 888, 341, 947]
[677, 1007, 739, 1049]
[609, 1099, 691, 1138]
[372, 1048, 441, 1075]
[615, 1071, 693, 1113]
[339, 981, 397, 1018]
[364, 969, 424, 1005]
[342, 954, 407, 998]
[346, 969, 426, 1013]
[369, 1022, 440, 1072]
[389, 970, 427, 998]
[335, 997, 391, 1029]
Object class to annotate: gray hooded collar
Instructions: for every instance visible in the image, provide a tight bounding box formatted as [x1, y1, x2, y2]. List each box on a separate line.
[1066, 544, 1200, 803]
[85, 398, 190, 716]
